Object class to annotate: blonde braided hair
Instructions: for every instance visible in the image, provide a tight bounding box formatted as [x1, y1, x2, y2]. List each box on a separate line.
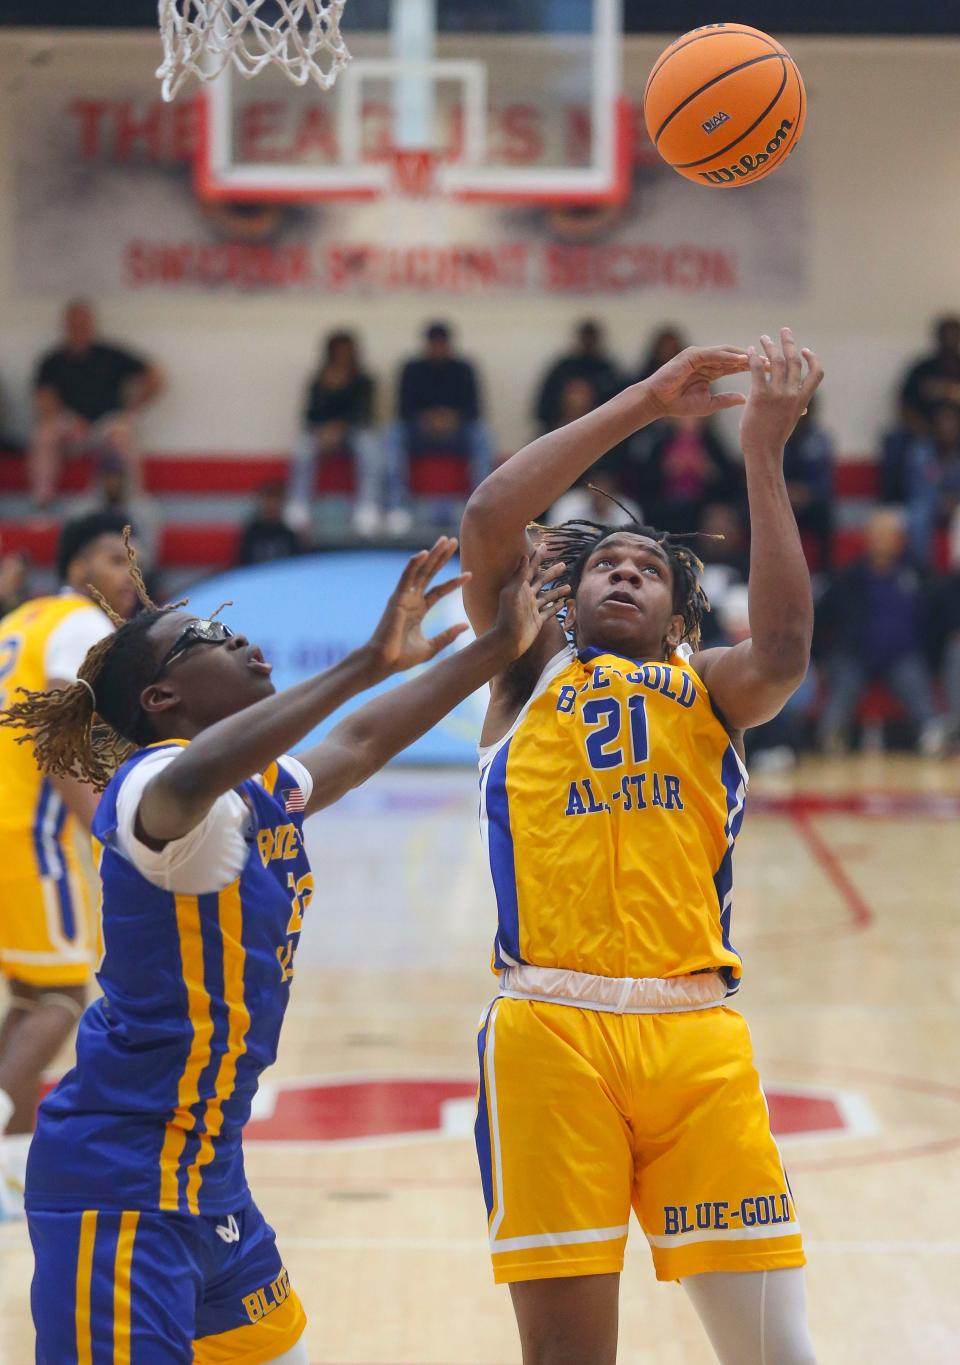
[0, 527, 229, 790]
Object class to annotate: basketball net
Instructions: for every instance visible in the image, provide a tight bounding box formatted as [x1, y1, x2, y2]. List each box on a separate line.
[156, 0, 351, 102]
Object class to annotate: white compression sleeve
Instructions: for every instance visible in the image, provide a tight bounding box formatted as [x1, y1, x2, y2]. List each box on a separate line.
[682, 1268, 816, 1365]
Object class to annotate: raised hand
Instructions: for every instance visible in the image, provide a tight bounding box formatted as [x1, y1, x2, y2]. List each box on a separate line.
[493, 547, 570, 659]
[642, 345, 752, 419]
[739, 328, 824, 461]
[367, 537, 471, 674]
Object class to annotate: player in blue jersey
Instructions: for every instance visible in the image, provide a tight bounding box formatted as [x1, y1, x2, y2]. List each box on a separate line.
[1, 532, 567, 1365]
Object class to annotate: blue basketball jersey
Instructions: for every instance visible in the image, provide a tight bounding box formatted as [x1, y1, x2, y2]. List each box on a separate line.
[27, 741, 314, 1217]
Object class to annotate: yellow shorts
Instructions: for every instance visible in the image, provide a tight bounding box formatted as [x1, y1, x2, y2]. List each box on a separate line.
[475, 997, 804, 1284]
[0, 830, 97, 987]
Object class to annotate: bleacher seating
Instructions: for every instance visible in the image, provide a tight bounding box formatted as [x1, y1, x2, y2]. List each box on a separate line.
[0, 449, 949, 580]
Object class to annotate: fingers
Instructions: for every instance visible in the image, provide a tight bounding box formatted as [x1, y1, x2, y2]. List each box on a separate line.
[708, 391, 747, 411]
[506, 551, 532, 584]
[537, 584, 571, 615]
[423, 571, 471, 608]
[415, 535, 458, 588]
[747, 345, 767, 392]
[426, 622, 469, 655]
[780, 326, 802, 387]
[759, 333, 785, 385]
[689, 346, 753, 377]
[528, 547, 562, 587]
[395, 548, 430, 595]
[800, 346, 825, 402]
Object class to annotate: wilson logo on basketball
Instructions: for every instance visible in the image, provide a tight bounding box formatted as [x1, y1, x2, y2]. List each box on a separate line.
[698, 117, 794, 184]
[701, 111, 731, 134]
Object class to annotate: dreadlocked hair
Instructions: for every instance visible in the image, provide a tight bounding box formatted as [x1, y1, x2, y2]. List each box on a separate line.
[0, 527, 228, 791]
[533, 496, 712, 651]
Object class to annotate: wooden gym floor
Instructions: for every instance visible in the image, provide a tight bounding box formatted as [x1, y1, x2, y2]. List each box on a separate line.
[1, 755, 959, 1363]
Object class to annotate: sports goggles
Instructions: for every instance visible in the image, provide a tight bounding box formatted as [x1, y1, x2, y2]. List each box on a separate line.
[149, 618, 234, 683]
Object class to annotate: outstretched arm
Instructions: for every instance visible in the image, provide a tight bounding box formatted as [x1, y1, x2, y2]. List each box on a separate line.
[459, 346, 751, 641]
[691, 329, 825, 731]
[299, 549, 568, 813]
[137, 540, 472, 845]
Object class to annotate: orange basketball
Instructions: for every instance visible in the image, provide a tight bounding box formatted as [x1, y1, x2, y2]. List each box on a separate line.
[644, 23, 806, 188]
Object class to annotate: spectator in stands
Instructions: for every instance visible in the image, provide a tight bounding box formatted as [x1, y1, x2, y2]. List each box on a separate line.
[385, 321, 492, 534]
[880, 404, 926, 506]
[901, 403, 960, 567]
[628, 326, 690, 463]
[636, 326, 686, 382]
[695, 502, 749, 648]
[29, 300, 165, 510]
[627, 414, 741, 535]
[239, 481, 305, 567]
[783, 395, 835, 569]
[899, 315, 960, 431]
[0, 380, 22, 454]
[553, 376, 599, 430]
[545, 377, 637, 524]
[288, 330, 381, 537]
[73, 453, 161, 571]
[0, 545, 30, 617]
[533, 320, 623, 433]
[816, 507, 945, 755]
[712, 579, 816, 769]
[937, 539, 960, 749]
[548, 474, 642, 529]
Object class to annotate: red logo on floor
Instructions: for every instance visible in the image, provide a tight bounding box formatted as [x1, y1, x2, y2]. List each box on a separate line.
[241, 1077, 874, 1144]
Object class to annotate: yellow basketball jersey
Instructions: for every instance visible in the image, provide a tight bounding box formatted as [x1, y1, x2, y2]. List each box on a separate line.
[0, 594, 106, 839]
[0, 594, 109, 985]
[479, 644, 747, 989]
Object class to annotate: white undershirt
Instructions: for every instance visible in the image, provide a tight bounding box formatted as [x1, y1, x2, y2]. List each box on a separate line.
[44, 598, 114, 682]
[113, 748, 314, 895]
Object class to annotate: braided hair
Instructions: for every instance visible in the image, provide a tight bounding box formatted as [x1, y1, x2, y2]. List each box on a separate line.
[534, 503, 711, 651]
[0, 529, 227, 791]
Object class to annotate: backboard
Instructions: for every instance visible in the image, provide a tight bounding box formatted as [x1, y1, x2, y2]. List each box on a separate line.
[195, 0, 629, 204]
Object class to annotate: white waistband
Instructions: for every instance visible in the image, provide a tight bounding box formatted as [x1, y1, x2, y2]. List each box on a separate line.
[498, 964, 728, 1015]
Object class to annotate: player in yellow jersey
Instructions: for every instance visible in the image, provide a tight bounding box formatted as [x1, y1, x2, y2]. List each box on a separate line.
[0, 512, 135, 1217]
[460, 331, 823, 1364]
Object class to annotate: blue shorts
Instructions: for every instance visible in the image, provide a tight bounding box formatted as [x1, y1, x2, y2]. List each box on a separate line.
[28, 1198, 306, 1363]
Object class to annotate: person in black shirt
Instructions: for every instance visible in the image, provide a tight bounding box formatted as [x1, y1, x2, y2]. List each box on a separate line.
[30, 300, 164, 509]
[532, 320, 624, 434]
[239, 481, 305, 567]
[385, 322, 493, 533]
[899, 315, 960, 431]
[288, 330, 381, 536]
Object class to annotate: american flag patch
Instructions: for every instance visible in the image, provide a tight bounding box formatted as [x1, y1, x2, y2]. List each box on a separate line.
[282, 786, 305, 813]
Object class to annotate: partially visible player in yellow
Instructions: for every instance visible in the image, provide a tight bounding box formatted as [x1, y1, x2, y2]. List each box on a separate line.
[461, 331, 823, 1365]
[0, 512, 135, 1217]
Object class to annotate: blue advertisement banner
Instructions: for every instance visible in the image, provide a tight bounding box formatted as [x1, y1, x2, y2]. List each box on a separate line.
[185, 550, 486, 765]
